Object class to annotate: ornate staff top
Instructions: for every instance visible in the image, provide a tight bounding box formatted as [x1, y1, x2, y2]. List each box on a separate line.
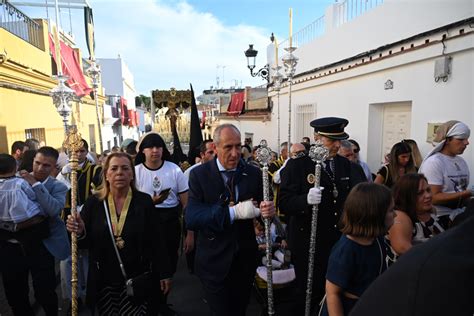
[63, 126, 84, 152]
[309, 140, 329, 164]
[256, 140, 272, 166]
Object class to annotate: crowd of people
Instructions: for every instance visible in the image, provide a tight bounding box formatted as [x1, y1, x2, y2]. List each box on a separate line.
[0, 117, 473, 316]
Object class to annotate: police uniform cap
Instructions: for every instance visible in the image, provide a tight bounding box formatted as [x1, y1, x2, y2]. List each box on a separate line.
[310, 117, 349, 140]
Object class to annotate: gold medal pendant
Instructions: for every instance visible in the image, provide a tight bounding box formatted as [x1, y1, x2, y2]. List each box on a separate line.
[108, 189, 132, 251]
[116, 236, 125, 249]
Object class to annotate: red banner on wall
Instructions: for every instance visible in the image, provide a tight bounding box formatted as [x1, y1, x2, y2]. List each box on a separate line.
[49, 34, 92, 97]
[227, 91, 245, 116]
[120, 98, 129, 125]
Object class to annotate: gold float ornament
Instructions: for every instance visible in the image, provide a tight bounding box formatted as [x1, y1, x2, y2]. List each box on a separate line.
[63, 126, 83, 316]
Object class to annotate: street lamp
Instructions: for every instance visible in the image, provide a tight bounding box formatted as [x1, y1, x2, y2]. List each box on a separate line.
[50, 75, 75, 133]
[244, 44, 270, 82]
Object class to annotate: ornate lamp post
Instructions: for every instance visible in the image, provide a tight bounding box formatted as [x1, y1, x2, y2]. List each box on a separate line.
[244, 44, 270, 82]
[86, 60, 103, 153]
[282, 46, 298, 147]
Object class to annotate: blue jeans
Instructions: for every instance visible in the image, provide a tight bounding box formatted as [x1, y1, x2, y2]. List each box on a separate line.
[60, 249, 89, 300]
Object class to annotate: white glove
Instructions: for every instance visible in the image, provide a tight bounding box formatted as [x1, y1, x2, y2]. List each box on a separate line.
[234, 200, 261, 220]
[61, 163, 72, 175]
[307, 187, 324, 205]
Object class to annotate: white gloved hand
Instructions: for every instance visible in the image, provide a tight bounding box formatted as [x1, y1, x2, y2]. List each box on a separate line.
[307, 187, 324, 205]
[61, 163, 72, 175]
[234, 200, 261, 220]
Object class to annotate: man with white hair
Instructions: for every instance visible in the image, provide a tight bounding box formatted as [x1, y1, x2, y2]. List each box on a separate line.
[419, 120, 472, 224]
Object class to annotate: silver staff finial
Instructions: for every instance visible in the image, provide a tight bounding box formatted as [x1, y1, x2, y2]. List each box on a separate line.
[309, 140, 329, 164]
[256, 140, 272, 166]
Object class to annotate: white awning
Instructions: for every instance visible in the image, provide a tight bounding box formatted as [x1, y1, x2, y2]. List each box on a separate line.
[103, 117, 120, 126]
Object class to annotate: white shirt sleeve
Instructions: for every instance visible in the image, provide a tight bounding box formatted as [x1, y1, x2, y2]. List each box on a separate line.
[419, 156, 444, 186]
[229, 206, 235, 223]
[176, 168, 189, 193]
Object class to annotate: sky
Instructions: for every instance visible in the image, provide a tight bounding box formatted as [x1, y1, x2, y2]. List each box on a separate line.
[17, 0, 333, 96]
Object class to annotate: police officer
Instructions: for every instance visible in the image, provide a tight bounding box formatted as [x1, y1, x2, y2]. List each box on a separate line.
[279, 117, 365, 313]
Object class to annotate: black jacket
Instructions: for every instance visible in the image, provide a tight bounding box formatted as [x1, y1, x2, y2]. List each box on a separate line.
[186, 158, 263, 288]
[279, 154, 364, 302]
[79, 190, 171, 307]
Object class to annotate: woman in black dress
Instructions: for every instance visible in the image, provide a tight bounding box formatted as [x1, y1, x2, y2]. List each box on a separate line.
[67, 152, 171, 315]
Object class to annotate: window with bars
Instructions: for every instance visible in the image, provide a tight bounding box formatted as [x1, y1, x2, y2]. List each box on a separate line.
[24, 128, 46, 144]
[295, 104, 317, 142]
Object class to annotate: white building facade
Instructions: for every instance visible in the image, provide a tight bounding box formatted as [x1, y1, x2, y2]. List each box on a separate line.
[98, 57, 140, 143]
[222, 0, 474, 184]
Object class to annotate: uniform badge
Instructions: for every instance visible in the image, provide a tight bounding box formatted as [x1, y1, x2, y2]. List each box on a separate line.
[307, 173, 316, 184]
[153, 176, 161, 190]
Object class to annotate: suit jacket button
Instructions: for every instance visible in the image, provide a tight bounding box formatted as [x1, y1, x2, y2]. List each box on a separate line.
[334, 225, 337, 228]
[300, 228, 304, 232]
[334, 212, 337, 216]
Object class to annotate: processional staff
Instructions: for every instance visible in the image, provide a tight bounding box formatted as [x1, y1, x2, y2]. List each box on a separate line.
[305, 141, 329, 316]
[256, 140, 275, 316]
[63, 127, 83, 316]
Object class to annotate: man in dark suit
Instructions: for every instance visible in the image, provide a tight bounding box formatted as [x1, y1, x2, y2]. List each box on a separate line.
[279, 117, 365, 313]
[186, 124, 276, 316]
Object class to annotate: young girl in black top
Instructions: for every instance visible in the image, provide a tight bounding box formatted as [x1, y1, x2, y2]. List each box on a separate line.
[375, 141, 417, 188]
[320, 183, 395, 316]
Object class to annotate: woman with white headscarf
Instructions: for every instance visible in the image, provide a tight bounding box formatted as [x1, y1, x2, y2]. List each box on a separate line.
[419, 120, 472, 225]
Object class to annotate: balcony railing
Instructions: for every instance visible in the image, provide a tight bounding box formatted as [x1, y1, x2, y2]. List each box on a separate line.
[279, 15, 325, 51]
[335, 0, 384, 27]
[0, 0, 42, 49]
[278, 0, 384, 52]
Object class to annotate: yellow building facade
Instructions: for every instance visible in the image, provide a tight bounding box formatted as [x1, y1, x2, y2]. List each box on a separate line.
[0, 13, 105, 154]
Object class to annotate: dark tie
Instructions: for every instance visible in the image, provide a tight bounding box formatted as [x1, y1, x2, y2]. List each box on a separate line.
[325, 159, 335, 178]
[222, 171, 236, 202]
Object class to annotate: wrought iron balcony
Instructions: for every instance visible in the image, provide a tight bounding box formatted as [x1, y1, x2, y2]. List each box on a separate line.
[0, 0, 42, 49]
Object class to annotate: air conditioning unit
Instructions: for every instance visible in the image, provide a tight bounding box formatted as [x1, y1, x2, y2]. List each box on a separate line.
[434, 56, 452, 82]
